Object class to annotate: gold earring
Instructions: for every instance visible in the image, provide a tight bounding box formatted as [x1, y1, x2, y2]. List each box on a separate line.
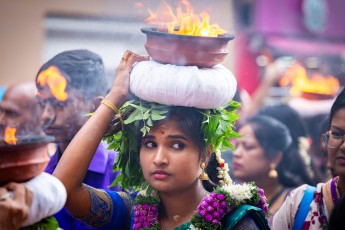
[268, 163, 278, 178]
[199, 162, 209, 181]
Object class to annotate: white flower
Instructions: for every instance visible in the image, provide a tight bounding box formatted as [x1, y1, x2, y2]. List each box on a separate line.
[223, 183, 254, 202]
[190, 224, 201, 230]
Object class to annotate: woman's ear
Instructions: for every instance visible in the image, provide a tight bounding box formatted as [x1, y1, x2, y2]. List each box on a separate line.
[271, 151, 283, 166]
[203, 146, 213, 164]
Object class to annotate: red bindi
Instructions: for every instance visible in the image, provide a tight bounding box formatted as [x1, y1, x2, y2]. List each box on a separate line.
[160, 130, 165, 134]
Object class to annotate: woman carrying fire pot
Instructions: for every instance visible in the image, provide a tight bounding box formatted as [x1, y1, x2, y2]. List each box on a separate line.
[52, 50, 270, 229]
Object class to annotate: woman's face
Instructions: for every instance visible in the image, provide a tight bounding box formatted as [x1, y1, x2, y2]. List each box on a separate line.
[328, 108, 345, 177]
[140, 118, 203, 193]
[232, 124, 271, 182]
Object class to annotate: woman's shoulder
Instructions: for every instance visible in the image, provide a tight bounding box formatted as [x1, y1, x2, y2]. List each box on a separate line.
[272, 183, 326, 229]
[222, 204, 270, 230]
[77, 188, 135, 229]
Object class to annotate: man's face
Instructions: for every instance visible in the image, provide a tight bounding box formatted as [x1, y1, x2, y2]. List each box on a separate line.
[0, 84, 42, 137]
[36, 87, 92, 144]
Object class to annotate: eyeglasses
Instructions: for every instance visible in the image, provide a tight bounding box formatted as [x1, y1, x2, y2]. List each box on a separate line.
[323, 130, 345, 149]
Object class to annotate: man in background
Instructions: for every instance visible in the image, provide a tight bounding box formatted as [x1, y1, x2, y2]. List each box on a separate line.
[35, 49, 119, 229]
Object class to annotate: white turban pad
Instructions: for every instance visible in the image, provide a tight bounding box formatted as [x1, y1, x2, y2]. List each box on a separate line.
[22, 172, 67, 227]
[130, 61, 237, 109]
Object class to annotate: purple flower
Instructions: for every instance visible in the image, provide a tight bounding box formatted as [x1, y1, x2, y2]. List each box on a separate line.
[207, 206, 215, 213]
[205, 196, 214, 204]
[212, 219, 219, 225]
[140, 210, 147, 215]
[200, 200, 209, 208]
[151, 206, 158, 212]
[212, 201, 220, 208]
[143, 222, 151, 228]
[216, 193, 225, 200]
[218, 209, 224, 215]
[148, 211, 155, 216]
[205, 214, 213, 222]
[143, 204, 150, 209]
[134, 223, 141, 229]
[139, 216, 146, 222]
[199, 209, 207, 217]
[210, 192, 217, 199]
[258, 188, 265, 196]
[212, 211, 220, 219]
[220, 201, 227, 208]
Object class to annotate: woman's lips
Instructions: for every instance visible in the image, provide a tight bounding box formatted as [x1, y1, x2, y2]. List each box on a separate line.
[152, 170, 170, 180]
[232, 162, 242, 170]
[336, 156, 345, 165]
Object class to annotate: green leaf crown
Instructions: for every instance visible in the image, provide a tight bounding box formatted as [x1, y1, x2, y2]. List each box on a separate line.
[104, 98, 241, 192]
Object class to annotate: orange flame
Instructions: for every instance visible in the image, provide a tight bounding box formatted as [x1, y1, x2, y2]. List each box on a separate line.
[143, 0, 225, 37]
[4, 127, 17, 145]
[279, 63, 340, 97]
[37, 66, 68, 101]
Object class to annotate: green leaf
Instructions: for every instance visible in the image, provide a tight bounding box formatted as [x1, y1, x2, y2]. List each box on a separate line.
[124, 109, 142, 124]
[151, 113, 166, 120]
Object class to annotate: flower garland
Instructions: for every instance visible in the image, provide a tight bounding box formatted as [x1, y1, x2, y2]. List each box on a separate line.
[214, 149, 232, 186]
[133, 182, 269, 230]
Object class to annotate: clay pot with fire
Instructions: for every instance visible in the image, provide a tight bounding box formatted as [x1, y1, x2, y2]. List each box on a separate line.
[141, 0, 234, 68]
[0, 128, 53, 186]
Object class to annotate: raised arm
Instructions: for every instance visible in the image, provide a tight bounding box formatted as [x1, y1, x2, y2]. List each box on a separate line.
[52, 51, 148, 218]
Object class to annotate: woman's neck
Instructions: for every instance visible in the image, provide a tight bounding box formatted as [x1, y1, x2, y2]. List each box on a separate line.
[159, 184, 207, 229]
[255, 179, 282, 203]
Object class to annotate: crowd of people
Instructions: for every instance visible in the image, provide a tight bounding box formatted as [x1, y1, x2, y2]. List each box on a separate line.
[0, 47, 344, 230]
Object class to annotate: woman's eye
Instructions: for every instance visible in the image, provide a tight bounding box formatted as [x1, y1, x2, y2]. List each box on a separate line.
[144, 141, 156, 148]
[243, 142, 256, 151]
[171, 143, 185, 150]
[331, 130, 344, 138]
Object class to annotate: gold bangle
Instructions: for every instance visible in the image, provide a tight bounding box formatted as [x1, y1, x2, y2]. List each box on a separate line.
[101, 99, 124, 131]
[101, 99, 119, 114]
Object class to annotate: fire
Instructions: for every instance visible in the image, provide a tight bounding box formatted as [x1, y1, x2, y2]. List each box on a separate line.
[37, 66, 68, 101]
[4, 127, 17, 145]
[279, 63, 340, 97]
[142, 0, 225, 37]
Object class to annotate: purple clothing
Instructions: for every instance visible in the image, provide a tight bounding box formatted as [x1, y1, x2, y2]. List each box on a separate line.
[45, 142, 120, 230]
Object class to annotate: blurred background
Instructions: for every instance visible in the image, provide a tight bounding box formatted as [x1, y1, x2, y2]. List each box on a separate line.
[1, 0, 344, 114]
[0, 0, 234, 90]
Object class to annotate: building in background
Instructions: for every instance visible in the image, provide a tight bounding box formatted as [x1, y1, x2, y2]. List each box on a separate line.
[0, 0, 235, 87]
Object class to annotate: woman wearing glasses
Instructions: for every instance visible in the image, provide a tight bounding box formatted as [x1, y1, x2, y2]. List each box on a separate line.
[272, 88, 345, 230]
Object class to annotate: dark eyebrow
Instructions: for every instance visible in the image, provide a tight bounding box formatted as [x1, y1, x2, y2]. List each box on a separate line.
[143, 134, 189, 141]
[330, 126, 345, 132]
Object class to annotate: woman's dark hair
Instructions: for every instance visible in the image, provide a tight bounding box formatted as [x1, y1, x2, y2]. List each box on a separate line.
[258, 104, 321, 186]
[36, 49, 108, 100]
[329, 193, 345, 230]
[258, 104, 307, 146]
[246, 115, 292, 158]
[330, 88, 345, 124]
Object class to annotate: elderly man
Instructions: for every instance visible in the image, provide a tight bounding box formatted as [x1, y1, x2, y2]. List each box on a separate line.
[0, 82, 66, 229]
[0, 82, 42, 136]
